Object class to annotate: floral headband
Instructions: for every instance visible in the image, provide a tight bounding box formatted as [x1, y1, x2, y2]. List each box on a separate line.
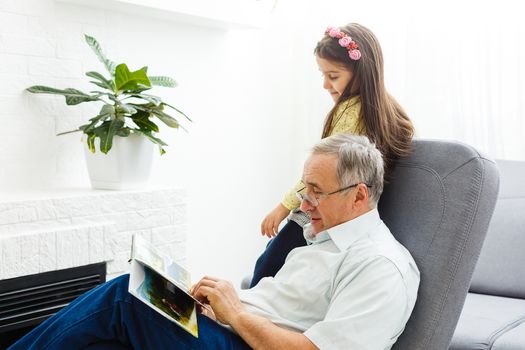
[325, 26, 361, 61]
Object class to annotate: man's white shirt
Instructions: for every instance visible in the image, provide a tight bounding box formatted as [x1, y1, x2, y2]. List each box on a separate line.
[238, 209, 420, 350]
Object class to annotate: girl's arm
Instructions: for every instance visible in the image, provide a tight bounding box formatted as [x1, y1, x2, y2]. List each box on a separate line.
[260, 180, 305, 237]
[260, 203, 290, 238]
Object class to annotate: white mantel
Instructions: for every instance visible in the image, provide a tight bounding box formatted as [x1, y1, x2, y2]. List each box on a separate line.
[55, 0, 275, 29]
[0, 188, 187, 280]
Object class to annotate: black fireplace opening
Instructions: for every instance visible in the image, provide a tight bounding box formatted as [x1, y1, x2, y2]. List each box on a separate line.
[0, 262, 107, 349]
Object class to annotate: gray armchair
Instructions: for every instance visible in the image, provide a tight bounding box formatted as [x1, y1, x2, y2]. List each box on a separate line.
[243, 139, 499, 349]
[379, 139, 499, 349]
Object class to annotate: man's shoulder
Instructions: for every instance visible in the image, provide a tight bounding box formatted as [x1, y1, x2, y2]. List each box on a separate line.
[341, 224, 419, 280]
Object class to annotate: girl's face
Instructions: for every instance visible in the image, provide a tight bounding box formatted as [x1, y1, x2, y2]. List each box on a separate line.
[316, 57, 353, 102]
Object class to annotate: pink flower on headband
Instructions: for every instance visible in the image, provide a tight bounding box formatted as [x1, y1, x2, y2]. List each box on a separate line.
[349, 49, 361, 60]
[338, 36, 353, 47]
[328, 27, 341, 37]
[325, 25, 361, 61]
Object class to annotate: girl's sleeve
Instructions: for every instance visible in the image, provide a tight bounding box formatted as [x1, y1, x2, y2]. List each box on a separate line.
[281, 180, 305, 211]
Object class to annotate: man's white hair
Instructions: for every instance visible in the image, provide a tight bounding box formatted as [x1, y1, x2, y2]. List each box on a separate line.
[311, 134, 384, 207]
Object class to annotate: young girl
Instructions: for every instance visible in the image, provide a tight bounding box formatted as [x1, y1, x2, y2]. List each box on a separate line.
[250, 23, 414, 287]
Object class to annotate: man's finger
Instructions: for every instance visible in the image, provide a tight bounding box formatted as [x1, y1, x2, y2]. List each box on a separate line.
[191, 276, 223, 298]
[193, 285, 215, 301]
[201, 275, 220, 282]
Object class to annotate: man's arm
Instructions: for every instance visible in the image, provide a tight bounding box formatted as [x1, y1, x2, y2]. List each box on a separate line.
[192, 276, 318, 350]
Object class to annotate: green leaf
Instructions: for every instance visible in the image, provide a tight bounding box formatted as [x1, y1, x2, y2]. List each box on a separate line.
[137, 130, 167, 155]
[129, 102, 155, 112]
[151, 109, 180, 129]
[126, 93, 162, 106]
[56, 129, 82, 136]
[99, 104, 116, 118]
[117, 103, 137, 116]
[90, 81, 111, 90]
[86, 71, 115, 91]
[136, 119, 159, 132]
[81, 121, 103, 134]
[88, 92, 118, 102]
[86, 133, 96, 153]
[149, 76, 177, 88]
[80, 105, 114, 133]
[131, 111, 159, 132]
[26, 85, 100, 105]
[114, 64, 151, 93]
[116, 128, 131, 137]
[163, 102, 192, 122]
[144, 132, 167, 146]
[95, 119, 125, 154]
[84, 34, 117, 75]
[132, 103, 188, 130]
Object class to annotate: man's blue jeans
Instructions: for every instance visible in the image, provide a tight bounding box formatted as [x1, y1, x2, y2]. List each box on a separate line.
[250, 221, 306, 288]
[9, 275, 251, 349]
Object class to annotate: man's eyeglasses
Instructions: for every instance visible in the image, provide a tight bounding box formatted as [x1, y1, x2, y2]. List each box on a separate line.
[296, 183, 371, 207]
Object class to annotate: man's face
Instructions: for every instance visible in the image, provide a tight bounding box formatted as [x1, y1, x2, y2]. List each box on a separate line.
[299, 153, 357, 235]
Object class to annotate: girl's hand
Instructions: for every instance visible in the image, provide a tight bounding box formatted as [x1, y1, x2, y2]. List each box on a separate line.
[260, 203, 289, 238]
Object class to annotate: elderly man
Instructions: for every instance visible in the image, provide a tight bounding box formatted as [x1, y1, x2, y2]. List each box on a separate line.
[10, 134, 419, 350]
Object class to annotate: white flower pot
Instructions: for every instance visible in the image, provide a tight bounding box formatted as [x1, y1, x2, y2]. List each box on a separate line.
[84, 133, 154, 190]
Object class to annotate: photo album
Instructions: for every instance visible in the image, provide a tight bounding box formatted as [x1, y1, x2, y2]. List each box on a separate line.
[128, 235, 205, 338]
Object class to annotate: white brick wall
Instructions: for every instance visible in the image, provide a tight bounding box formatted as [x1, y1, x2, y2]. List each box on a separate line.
[0, 0, 297, 284]
[0, 188, 187, 280]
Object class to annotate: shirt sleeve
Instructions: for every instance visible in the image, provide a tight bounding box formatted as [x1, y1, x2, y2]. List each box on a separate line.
[303, 257, 411, 350]
[281, 180, 304, 210]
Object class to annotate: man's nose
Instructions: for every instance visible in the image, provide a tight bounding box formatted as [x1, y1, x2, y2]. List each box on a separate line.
[300, 198, 314, 213]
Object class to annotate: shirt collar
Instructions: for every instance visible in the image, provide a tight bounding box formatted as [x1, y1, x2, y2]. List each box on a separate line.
[304, 209, 382, 251]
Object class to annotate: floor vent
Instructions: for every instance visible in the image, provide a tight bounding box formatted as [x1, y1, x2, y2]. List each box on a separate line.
[0, 263, 106, 348]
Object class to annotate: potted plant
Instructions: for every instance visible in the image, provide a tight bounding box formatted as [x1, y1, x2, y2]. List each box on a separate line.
[26, 35, 190, 190]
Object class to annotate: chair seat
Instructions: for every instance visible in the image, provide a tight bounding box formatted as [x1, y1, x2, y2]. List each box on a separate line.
[450, 293, 525, 350]
[492, 322, 525, 350]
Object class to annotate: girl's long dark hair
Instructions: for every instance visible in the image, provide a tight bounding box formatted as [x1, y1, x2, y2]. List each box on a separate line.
[315, 23, 414, 173]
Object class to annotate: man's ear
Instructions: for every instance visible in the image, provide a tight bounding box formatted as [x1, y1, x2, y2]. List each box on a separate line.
[353, 183, 369, 209]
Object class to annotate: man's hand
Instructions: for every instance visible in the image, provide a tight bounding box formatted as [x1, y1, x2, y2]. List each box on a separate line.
[260, 203, 289, 238]
[191, 276, 244, 325]
[192, 276, 318, 350]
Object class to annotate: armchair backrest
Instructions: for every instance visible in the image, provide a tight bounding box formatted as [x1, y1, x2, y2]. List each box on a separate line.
[378, 139, 500, 350]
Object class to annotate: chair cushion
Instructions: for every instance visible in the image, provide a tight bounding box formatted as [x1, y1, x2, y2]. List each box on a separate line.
[492, 322, 525, 350]
[469, 160, 525, 299]
[450, 293, 525, 350]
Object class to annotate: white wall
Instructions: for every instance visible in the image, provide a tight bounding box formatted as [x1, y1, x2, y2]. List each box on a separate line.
[235, 0, 525, 284]
[298, 0, 525, 160]
[1, 0, 524, 285]
[0, 0, 302, 284]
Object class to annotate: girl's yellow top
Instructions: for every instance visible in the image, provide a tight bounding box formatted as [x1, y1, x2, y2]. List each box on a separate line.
[281, 96, 365, 210]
